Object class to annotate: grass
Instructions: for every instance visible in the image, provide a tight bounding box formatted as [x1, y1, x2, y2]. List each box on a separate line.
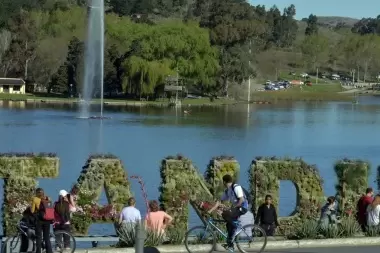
[251, 84, 353, 102]
[0, 93, 238, 106]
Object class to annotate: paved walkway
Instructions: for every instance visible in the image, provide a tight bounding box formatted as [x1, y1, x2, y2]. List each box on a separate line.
[265, 246, 379, 253]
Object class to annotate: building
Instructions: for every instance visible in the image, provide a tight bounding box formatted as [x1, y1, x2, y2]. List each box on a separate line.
[0, 78, 26, 94]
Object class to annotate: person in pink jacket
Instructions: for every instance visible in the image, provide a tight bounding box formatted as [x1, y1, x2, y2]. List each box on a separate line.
[145, 200, 173, 235]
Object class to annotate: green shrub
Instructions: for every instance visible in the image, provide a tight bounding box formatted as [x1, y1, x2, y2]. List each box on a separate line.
[320, 225, 342, 238]
[339, 216, 361, 237]
[365, 226, 380, 237]
[293, 220, 320, 239]
[117, 222, 168, 247]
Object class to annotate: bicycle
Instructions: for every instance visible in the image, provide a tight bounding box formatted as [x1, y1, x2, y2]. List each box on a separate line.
[1, 222, 77, 253]
[185, 217, 267, 253]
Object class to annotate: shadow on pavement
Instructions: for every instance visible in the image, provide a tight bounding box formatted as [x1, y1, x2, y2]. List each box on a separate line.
[143, 247, 161, 253]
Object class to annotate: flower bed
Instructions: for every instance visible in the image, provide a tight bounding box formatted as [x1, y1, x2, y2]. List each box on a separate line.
[70, 155, 131, 235]
[0, 153, 59, 236]
[250, 157, 325, 236]
[205, 156, 240, 199]
[159, 155, 215, 230]
[334, 159, 370, 214]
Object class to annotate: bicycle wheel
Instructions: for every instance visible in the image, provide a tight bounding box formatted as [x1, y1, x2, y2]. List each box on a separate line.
[2, 235, 22, 253]
[184, 226, 215, 253]
[235, 224, 267, 253]
[50, 230, 76, 253]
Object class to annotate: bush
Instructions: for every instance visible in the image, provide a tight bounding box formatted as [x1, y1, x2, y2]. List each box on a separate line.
[320, 224, 342, 238]
[365, 226, 380, 237]
[339, 216, 361, 237]
[117, 222, 186, 247]
[293, 220, 320, 239]
[117, 222, 165, 247]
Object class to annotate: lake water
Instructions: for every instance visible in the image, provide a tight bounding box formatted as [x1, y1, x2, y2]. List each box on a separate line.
[1, 96, 380, 236]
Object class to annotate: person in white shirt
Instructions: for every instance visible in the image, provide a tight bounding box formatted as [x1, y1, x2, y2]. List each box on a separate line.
[367, 195, 380, 226]
[119, 197, 141, 224]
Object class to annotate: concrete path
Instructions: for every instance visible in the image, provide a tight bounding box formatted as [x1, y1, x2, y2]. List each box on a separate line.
[266, 246, 379, 253]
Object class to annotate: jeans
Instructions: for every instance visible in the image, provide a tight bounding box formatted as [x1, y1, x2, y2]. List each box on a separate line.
[20, 228, 35, 252]
[261, 224, 275, 236]
[54, 224, 71, 248]
[35, 220, 52, 253]
[222, 207, 247, 246]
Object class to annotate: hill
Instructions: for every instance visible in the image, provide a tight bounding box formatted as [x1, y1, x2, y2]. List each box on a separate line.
[316, 16, 359, 28]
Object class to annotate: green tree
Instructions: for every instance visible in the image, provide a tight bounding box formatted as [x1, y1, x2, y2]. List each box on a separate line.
[66, 36, 84, 93]
[305, 14, 318, 36]
[300, 34, 329, 70]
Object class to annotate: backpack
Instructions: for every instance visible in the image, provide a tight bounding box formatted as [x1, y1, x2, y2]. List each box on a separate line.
[232, 183, 252, 205]
[38, 200, 55, 222]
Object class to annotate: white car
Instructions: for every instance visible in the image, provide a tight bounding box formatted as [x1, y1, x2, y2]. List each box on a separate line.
[300, 73, 308, 78]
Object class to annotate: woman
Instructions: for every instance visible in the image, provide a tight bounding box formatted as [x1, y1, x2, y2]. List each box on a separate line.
[145, 200, 173, 235]
[319, 196, 338, 228]
[31, 188, 53, 253]
[367, 194, 380, 227]
[54, 190, 72, 250]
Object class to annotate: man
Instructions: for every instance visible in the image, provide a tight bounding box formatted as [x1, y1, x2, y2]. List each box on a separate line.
[208, 175, 248, 250]
[119, 197, 141, 225]
[255, 195, 279, 236]
[357, 187, 374, 232]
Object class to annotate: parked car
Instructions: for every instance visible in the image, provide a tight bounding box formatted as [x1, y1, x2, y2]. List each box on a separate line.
[300, 73, 309, 78]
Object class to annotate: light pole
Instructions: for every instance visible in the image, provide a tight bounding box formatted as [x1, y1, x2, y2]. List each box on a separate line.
[247, 40, 252, 103]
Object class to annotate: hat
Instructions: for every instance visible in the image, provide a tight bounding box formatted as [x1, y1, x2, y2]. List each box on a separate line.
[59, 190, 68, 197]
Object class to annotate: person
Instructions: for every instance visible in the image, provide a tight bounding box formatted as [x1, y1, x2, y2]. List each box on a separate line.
[357, 187, 374, 232]
[255, 195, 279, 236]
[54, 190, 72, 250]
[31, 188, 53, 253]
[119, 197, 141, 225]
[367, 194, 380, 227]
[66, 192, 77, 213]
[208, 175, 248, 250]
[319, 196, 338, 229]
[145, 200, 173, 235]
[19, 207, 36, 253]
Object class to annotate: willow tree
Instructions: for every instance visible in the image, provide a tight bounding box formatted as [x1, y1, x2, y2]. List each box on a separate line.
[120, 19, 219, 97]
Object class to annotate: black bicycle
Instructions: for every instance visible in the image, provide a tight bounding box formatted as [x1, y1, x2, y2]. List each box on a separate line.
[185, 217, 267, 253]
[2, 222, 76, 253]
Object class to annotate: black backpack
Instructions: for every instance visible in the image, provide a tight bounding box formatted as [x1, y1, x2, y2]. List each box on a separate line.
[230, 183, 252, 205]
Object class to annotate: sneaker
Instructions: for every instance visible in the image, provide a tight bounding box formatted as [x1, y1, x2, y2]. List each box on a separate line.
[222, 243, 234, 252]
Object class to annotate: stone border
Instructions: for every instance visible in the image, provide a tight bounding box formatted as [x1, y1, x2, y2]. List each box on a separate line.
[73, 237, 380, 253]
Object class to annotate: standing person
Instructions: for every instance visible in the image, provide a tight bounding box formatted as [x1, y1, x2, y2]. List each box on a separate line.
[367, 194, 380, 227]
[208, 175, 249, 251]
[54, 190, 72, 250]
[119, 197, 141, 225]
[31, 188, 53, 253]
[357, 187, 374, 232]
[319, 196, 338, 228]
[145, 200, 173, 235]
[255, 195, 279, 236]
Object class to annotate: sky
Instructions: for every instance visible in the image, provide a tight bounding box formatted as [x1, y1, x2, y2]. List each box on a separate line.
[250, 0, 380, 20]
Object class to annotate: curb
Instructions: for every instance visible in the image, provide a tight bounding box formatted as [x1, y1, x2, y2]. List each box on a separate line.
[73, 237, 380, 253]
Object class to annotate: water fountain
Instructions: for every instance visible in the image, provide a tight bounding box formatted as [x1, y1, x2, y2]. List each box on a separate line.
[79, 0, 108, 119]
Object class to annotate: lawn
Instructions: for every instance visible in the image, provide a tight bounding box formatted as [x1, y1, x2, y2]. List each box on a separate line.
[0, 93, 237, 106]
[251, 84, 353, 101]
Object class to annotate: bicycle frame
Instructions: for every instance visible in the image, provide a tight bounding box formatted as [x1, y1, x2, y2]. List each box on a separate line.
[204, 218, 244, 239]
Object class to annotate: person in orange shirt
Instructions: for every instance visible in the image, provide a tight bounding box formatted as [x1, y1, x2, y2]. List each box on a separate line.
[145, 200, 173, 235]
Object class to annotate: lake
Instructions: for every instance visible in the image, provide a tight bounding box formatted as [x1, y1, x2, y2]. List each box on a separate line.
[1, 96, 380, 236]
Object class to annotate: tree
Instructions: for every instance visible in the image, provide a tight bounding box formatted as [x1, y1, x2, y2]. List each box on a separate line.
[305, 14, 318, 36]
[121, 20, 219, 97]
[300, 34, 329, 70]
[66, 37, 84, 93]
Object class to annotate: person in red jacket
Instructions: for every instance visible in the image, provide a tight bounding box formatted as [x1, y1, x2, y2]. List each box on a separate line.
[357, 187, 374, 232]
